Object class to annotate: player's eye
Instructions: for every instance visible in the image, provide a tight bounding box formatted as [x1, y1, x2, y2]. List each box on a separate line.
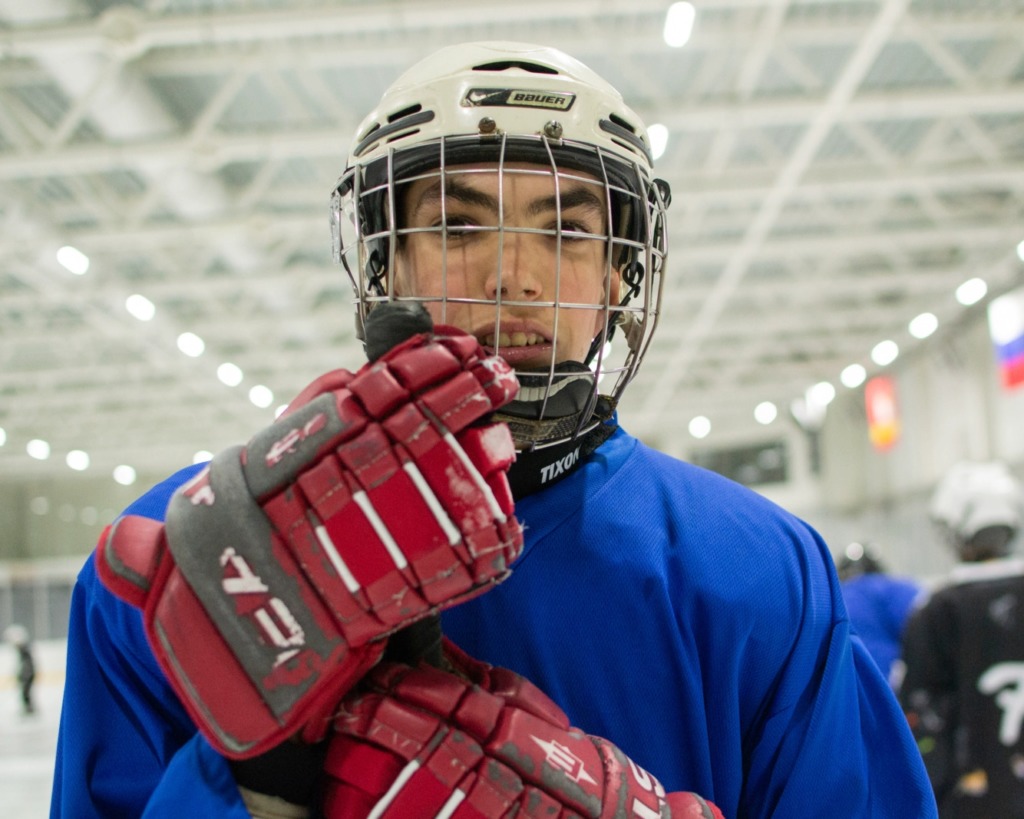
[555, 220, 600, 240]
[426, 216, 476, 239]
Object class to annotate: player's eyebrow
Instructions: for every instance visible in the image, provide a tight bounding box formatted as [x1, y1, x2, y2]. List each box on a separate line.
[410, 175, 605, 222]
[526, 186, 605, 221]
[411, 175, 498, 219]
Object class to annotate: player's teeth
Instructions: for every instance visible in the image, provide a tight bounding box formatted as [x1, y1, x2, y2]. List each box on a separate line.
[484, 332, 544, 347]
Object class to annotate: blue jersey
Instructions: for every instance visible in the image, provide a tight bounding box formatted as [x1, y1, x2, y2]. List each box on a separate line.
[840, 572, 923, 681]
[51, 428, 936, 817]
[442, 430, 935, 817]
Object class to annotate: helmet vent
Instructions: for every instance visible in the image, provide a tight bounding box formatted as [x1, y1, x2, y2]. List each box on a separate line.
[472, 60, 558, 75]
[388, 103, 423, 123]
[599, 117, 652, 165]
[608, 112, 638, 135]
[352, 109, 436, 157]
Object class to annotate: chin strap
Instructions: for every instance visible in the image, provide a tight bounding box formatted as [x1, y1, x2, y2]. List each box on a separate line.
[504, 395, 617, 499]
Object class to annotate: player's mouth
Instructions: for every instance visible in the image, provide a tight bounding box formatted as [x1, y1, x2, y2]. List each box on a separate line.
[482, 331, 547, 348]
[477, 327, 555, 367]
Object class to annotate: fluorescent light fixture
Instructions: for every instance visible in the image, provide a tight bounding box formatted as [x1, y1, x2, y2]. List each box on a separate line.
[27, 439, 51, 460]
[113, 465, 137, 486]
[648, 123, 669, 160]
[754, 401, 778, 425]
[0, 426, 5, 446]
[871, 339, 899, 366]
[66, 449, 90, 471]
[217, 362, 243, 386]
[688, 415, 711, 439]
[125, 293, 156, 321]
[57, 245, 90, 275]
[249, 385, 274, 408]
[664, 2, 696, 47]
[177, 332, 205, 357]
[1017, 239, 1024, 263]
[908, 312, 938, 339]
[840, 363, 867, 388]
[956, 277, 987, 306]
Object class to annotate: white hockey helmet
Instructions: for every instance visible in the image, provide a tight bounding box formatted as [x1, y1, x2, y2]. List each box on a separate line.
[930, 460, 1024, 559]
[3, 624, 29, 646]
[330, 41, 670, 451]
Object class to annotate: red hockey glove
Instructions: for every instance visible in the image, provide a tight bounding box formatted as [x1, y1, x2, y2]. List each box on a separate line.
[322, 641, 725, 819]
[95, 327, 523, 759]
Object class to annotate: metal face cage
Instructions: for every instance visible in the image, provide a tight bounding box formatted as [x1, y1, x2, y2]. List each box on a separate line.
[331, 132, 669, 451]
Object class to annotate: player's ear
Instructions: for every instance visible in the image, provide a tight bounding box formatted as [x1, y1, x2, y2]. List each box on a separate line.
[594, 266, 622, 337]
[608, 266, 622, 305]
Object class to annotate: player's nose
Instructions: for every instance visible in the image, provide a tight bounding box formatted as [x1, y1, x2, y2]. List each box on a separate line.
[484, 232, 544, 303]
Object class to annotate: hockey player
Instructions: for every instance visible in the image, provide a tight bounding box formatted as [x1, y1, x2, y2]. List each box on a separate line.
[900, 460, 1024, 817]
[3, 624, 37, 715]
[837, 541, 924, 683]
[51, 42, 935, 817]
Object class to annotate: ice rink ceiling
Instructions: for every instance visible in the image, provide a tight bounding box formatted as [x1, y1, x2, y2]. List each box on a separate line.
[1, 0, 1023, 482]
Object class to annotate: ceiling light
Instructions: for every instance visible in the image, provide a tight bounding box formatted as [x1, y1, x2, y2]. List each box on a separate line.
[956, 278, 987, 306]
[1017, 239, 1024, 263]
[0, 426, 5, 446]
[217, 362, 243, 386]
[66, 450, 90, 471]
[27, 439, 51, 460]
[249, 385, 274, 408]
[871, 339, 899, 366]
[754, 401, 777, 425]
[57, 245, 90, 275]
[193, 450, 213, 464]
[177, 332, 205, 357]
[275, 404, 289, 418]
[664, 2, 696, 47]
[688, 415, 711, 439]
[113, 465, 137, 486]
[908, 312, 938, 339]
[808, 381, 836, 407]
[840, 363, 867, 388]
[125, 293, 156, 321]
[648, 123, 669, 160]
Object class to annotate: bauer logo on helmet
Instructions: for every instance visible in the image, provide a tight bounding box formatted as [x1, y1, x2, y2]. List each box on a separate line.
[462, 87, 575, 110]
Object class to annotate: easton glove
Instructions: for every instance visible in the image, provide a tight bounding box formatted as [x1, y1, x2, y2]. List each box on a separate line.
[322, 641, 726, 819]
[95, 325, 523, 759]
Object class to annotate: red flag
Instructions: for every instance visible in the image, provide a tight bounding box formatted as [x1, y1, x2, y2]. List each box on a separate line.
[865, 376, 900, 451]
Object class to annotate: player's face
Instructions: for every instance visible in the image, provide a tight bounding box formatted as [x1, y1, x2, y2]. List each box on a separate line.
[393, 163, 619, 369]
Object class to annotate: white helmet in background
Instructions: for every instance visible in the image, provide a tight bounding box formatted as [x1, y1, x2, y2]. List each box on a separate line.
[3, 624, 29, 646]
[930, 460, 1024, 560]
[330, 41, 670, 451]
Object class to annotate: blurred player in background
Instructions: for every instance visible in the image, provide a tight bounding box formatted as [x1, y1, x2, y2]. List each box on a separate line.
[52, 41, 935, 818]
[837, 540, 924, 684]
[901, 460, 1024, 817]
[3, 624, 36, 716]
